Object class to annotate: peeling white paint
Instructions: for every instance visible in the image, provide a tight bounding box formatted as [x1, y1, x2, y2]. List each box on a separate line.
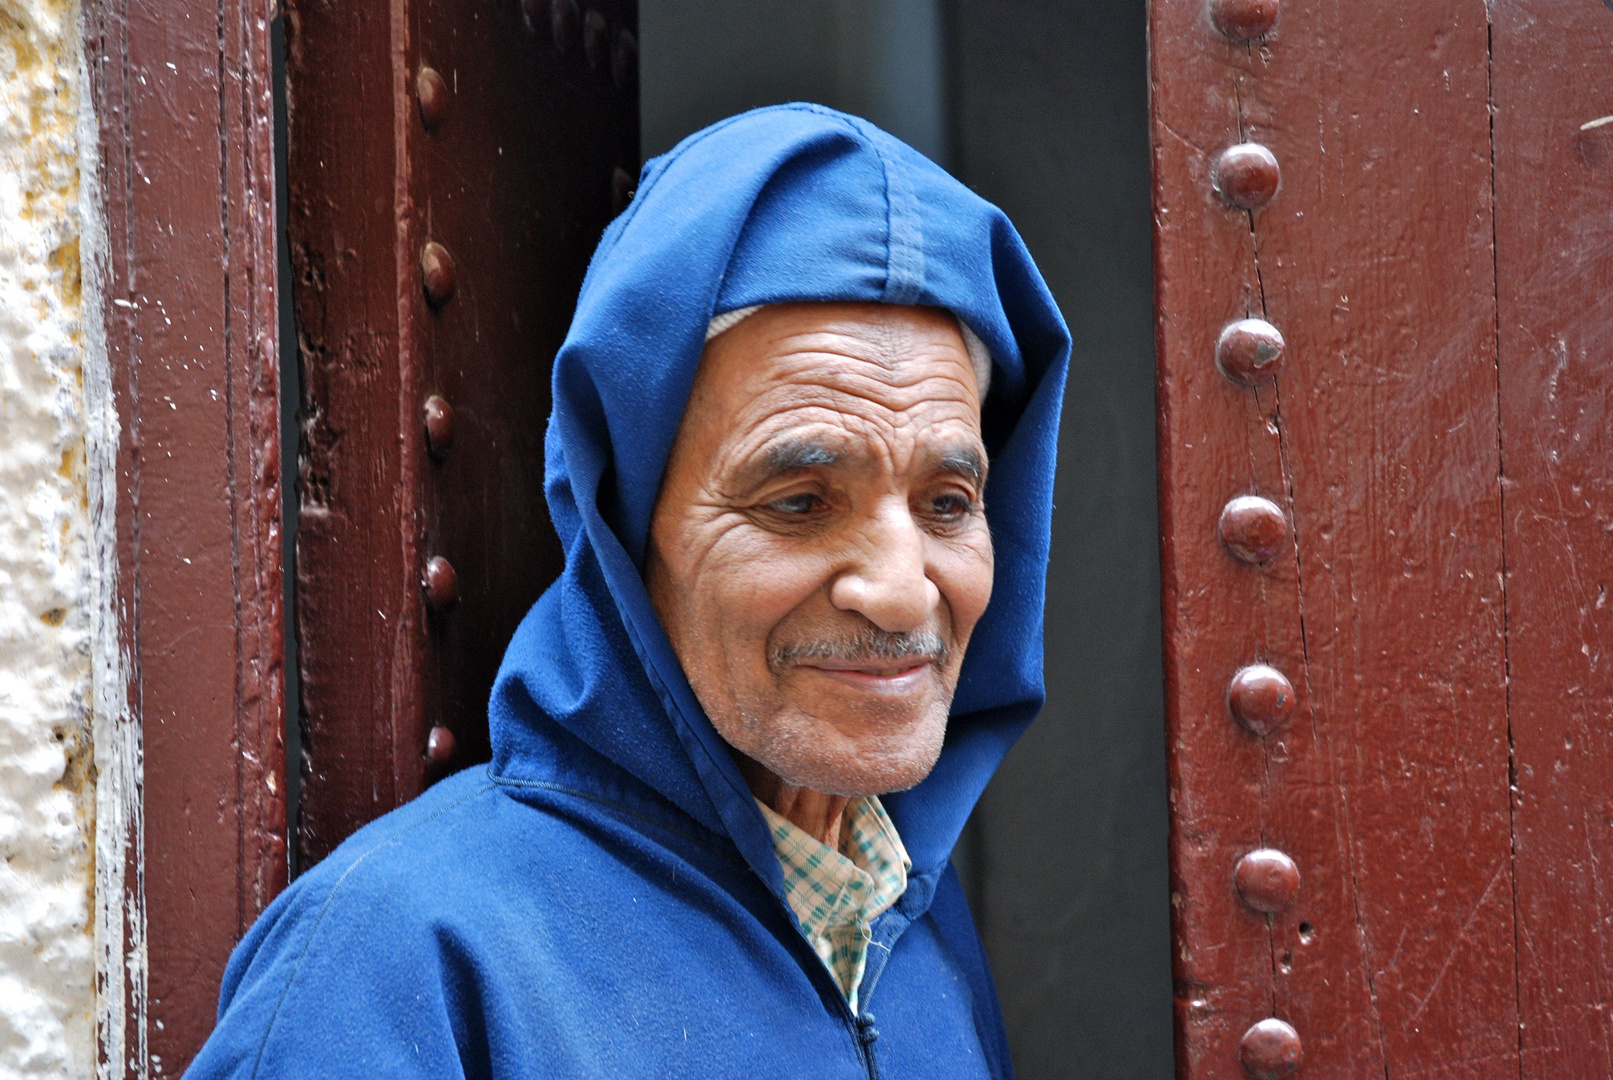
[0, 1, 97, 1077]
[74, 18, 142, 1080]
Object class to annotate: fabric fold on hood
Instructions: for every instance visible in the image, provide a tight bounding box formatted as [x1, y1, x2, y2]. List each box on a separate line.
[489, 103, 1070, 910]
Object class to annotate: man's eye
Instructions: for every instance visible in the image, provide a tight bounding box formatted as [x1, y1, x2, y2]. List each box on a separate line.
[930, 494, 975, 519]
[768, 493, 821, 515]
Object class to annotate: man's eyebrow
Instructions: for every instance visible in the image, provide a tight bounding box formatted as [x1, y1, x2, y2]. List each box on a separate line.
[764, 439, 840, 474]
[728, 438, 843, 491]
[936, 447, 987, 486]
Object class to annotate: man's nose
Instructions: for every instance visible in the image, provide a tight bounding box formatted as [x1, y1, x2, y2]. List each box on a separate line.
[827, 498, 940, 633]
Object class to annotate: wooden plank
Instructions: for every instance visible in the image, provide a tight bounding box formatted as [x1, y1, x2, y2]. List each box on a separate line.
[1151, 2, 1518, 1075]
[1491, 4, 1613, 1074]
[285, 0, 637, 864]
[83, 0, 286, 1071]
[411, 0, 637, 770]
[283, 0, 424, 862]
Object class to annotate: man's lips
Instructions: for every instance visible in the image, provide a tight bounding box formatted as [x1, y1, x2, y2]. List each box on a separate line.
[795, 658, 936, 692]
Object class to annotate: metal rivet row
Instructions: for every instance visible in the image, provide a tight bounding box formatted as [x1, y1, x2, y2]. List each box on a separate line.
[1205, 2, 1303, 1072]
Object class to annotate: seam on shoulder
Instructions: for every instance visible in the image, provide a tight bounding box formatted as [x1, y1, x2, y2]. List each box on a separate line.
[247, 781, 497, 1080]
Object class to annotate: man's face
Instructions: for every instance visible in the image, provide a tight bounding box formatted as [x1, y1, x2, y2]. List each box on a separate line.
[645, 303, 993, 797]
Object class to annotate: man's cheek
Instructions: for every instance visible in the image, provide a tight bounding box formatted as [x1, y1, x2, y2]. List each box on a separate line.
[721, 550, 825, 621]
[946, 545, 995, 634]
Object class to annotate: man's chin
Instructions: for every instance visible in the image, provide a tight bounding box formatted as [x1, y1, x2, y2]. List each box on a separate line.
[757, 714, 948, 797]
[824, 761, 936, 798]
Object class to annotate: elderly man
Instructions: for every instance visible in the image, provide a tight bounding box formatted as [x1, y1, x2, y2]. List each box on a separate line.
[191, 104, 1068, 1079]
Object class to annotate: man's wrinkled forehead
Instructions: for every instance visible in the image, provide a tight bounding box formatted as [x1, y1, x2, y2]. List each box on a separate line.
[677, 302, 991, 497]
[702, 303, 980, 403]
[707, 303, 993, 403]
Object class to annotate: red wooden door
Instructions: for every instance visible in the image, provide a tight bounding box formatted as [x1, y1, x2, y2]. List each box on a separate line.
[1152, 1, 1613, 1076]
[1493, 6, 1613, 1071]
[84, 0, 285, 1071]
[283, 0, 638, 864]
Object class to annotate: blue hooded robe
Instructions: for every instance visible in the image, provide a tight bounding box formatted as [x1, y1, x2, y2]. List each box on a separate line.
[189, 104, 1069, 1080]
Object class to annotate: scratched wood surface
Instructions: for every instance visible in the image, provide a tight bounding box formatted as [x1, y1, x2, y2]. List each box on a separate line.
[1153, 2, 1521, 1075]
[84, 0, 286, 1072]
[285, 0, 636, 864]
[411, 0, 638, 776]
[1492, 4, 1613, 1074]
[283, 0, 426, 862]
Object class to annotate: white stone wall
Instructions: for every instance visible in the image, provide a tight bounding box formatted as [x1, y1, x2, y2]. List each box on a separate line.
[0, 0, 95, 1077]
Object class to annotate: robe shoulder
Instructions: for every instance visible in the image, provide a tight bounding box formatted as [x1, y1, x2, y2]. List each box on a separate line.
[187, 766, 763, 1080]
[188, 765, 1005, 1080]
[188, 770, 511, 1080]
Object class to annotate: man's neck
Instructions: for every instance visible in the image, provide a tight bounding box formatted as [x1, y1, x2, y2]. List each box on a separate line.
[738, 757, 851, 849]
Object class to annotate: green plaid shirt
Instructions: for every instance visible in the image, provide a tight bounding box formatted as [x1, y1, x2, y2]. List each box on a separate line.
[757, 795, 911, 1013]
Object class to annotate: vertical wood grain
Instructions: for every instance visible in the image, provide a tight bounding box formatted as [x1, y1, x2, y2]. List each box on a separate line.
[83, 0, 286, 1071]
[1152, 2, 1518, 1075]
[282, 0, 424, 863]
[285, 0, 637, 865]
[1492, 4, 1613, 1075]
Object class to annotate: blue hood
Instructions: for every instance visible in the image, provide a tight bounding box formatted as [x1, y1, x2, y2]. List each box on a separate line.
[190, 105, 1072, 1080]
[489, 103, 1069, 902]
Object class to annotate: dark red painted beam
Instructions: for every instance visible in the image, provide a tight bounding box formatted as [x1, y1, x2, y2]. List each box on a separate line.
[1152, 1, 1517, 1075]
[283, 0, 637, 866]
[1493, 6, 1613, 1075]
[84, 0, 286, 1072]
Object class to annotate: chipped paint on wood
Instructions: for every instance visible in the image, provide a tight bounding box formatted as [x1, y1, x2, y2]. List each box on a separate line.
[75, 10, 143, 1079]
[78, 0, 288, 1071]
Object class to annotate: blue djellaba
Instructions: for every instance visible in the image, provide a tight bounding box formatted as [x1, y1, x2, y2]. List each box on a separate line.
[190, 103, 1069, 1080]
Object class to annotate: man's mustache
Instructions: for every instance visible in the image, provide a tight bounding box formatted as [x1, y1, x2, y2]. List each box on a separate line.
[769, 627, 951, 670]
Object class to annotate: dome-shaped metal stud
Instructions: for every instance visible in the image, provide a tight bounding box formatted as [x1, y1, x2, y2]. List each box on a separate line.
[1214, 143, 1281, 210]
[1228, 664, 1296, 736]
[424, 395, 455, 457]
[420, 241, 457, 307]
[1216, 318, 1286, 386]
[1210, 0, 1279, 42]
[611, 166, 635, 216]
[1235, 849, 1301, 914]
[424, 724, 457, 769]
[1219, 495, 1288, 564]
[583, 8, 608, 69]
[550, 0, 579, 51]
[423, 555, 460, 614]
[612, 28, 638, 91]
[1240, 1018, 1303, 1079]
[415, 67, 448, 131]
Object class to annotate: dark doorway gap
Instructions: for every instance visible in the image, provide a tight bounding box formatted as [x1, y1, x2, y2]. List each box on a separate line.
[271, 10, 303, 880]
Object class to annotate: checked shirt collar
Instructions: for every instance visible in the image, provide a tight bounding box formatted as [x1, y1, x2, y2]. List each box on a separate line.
[757, 795, 911, 1013]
